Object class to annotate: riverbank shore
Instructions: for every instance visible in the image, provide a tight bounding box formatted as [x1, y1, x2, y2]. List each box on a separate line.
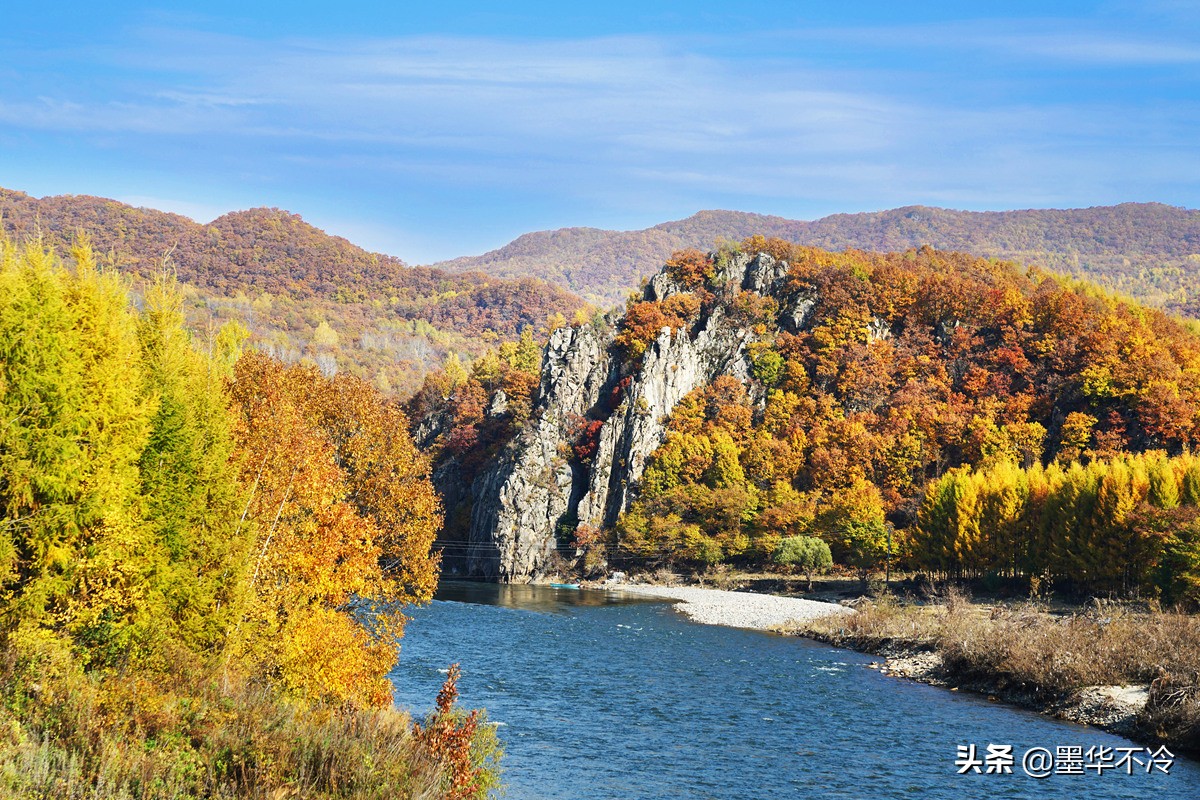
[599, 575, 1199, 754]
[573, 573, 1200, 753]
[614, 583, 851, 629]
[789, 594, 1200, 755]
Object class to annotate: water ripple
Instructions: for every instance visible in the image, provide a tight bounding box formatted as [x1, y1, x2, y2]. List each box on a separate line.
[390, 583, 1199, 800]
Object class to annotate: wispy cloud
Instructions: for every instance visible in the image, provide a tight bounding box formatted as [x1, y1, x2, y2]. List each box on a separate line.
[6, 29, 919, 181]
[778, 19, 1200, 66]
[1009, 33, 1200, 64]
[2, 17, 1197, 261]
[0, 98, 222, 134]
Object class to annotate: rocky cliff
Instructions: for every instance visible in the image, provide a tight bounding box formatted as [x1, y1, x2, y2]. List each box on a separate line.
[426, 240, 1200, 587]
[462, 250, 804, 580]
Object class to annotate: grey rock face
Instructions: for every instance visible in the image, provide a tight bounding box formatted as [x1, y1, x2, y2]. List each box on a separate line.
[741, 252, 789, 295]
[783, 295, 817, 333]
[486, 389, 508, 418]
[575, 304, 753, 531]
[645, 270, 686, 302]
[464, 251, 813, 580]
[466, 324, 614, 580]
[867, 317, 892, 343]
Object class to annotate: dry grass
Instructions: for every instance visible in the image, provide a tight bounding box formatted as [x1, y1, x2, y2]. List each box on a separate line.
[802, 591, 1200, 752]
[939, 603, 1200, 694]
[0, 640, 453, 800]
[803, 593, 942, 647]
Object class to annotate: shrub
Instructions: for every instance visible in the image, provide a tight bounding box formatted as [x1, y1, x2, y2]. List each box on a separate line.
[773, 536, 832, 590]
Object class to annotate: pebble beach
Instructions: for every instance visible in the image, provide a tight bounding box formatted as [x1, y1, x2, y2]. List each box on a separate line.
[615, 584, 852, 631]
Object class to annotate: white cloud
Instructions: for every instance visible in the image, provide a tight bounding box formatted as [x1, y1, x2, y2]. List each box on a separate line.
[3, 20, 1198, 262]
[777, 20, 1200, 66]
[979, 31, 1200, 65]
[35, 30, 899, 161]
[0, 95, 243, 134]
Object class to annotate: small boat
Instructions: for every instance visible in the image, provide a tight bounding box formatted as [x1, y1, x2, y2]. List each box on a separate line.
[549, 582, 581, 590]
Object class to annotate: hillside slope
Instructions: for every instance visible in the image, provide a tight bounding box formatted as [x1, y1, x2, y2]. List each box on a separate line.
[413, 242, 1200, 581]
[0, 188, 584, 393]
[432, 204, 1200, 312]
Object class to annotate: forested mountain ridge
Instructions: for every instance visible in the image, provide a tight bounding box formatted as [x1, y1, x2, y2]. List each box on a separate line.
[412, 239, 1200, 598]
[432, 203, 1200, 313]
[0, 188, 585, 394]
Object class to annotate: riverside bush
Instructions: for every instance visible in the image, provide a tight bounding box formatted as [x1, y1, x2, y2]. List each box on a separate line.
[0, 640, 444, 799]
[773, 536, 832, 590]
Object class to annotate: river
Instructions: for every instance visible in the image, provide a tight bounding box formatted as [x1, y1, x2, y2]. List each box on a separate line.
[389, 583, 1199, 799]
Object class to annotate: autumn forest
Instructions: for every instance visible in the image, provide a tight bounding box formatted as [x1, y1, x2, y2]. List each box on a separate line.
[415, 238, 1200, 604]
[0, 237, 498, 797]
[6, 193, 1200, 795]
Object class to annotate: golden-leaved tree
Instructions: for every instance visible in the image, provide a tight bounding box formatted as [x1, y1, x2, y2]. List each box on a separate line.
[0, 236, 494, 799]
[913, 451, 1200, 598]
[227, 353, 441, 707]
[0, 238, 163, 664]
[1, 234, 442, 703]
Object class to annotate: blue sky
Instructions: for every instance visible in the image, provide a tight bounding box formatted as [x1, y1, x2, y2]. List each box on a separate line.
[2, 1, 1199, 263]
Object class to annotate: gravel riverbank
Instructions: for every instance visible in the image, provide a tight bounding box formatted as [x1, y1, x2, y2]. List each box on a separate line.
[615, 584, 852, 630]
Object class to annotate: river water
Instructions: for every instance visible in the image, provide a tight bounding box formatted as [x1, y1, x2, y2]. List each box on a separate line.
[389, 583, 1199, 799]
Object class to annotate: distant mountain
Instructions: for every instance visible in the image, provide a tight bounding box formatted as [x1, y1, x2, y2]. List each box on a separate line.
[0, 188, 584, 395]
[0, 189, 581, 332]
[431, 204, 1200, 314]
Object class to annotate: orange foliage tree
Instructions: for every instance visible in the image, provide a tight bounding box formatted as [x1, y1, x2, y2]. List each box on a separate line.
[228, 353, 440, 707]
[413, 663, 502, 800]
[612, 240, 1200, 584]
